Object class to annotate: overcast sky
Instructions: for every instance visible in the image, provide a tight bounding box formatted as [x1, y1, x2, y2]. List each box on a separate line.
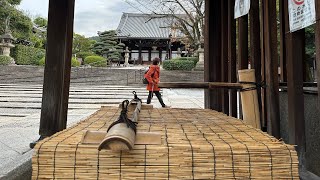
[18, 0, 137, 37]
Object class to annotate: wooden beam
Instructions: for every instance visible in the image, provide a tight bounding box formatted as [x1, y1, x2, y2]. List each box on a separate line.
[279, 0, 287, 82]
[263, 0, 280, 138]
[221, 0, 229, 115]
[250, 0, 262, 128]
[158, 82, 243, 89]
[228, 0, 237, 118]
[238, 15, 249, 70]
[39, 0, 75, 137]
[284, 0, 306, 149]
[204, 0, 222, 111]
[316, 0, 320, 106]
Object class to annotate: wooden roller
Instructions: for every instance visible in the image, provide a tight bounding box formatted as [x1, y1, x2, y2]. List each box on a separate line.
[98, 94, 142, 151]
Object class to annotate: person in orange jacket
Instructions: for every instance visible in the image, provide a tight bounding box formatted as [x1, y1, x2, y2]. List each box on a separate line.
[144, 58, 167, 107]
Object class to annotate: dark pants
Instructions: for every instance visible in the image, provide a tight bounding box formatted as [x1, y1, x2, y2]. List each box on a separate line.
[147, 91, 165, 107]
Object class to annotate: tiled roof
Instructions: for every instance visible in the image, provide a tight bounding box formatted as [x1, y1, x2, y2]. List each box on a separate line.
[116, 13, 182, 39]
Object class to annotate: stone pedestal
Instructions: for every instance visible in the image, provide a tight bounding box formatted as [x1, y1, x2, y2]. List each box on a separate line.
[194, 48, 204, 71]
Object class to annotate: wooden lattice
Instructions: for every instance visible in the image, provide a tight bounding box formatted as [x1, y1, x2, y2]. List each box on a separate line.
[32, 106, 299, 179]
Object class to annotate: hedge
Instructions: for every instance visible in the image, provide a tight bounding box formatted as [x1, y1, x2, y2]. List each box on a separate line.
[39, 57, 81, 67]
[11, 45, 45, 65]
[84, 56, 107, 67]
[174, 57, 199, 66]
[163, 60, 194, 71]
[0, 55, 13, 65]
[77, 52, 97, 60]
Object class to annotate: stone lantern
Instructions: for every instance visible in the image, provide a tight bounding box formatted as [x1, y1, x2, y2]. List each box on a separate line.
[194, 36, 204, 71]
[0, 32, 16, 64]
[176, 48, 182, 58]
[124, 46, 130, 67]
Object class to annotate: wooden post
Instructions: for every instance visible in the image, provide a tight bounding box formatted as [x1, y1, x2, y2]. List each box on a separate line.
[228, 0, 237, 118]
[284, 0, 306, 150]
[238, 15, 249, 70]
[316, 0, 320, 106]
[148, 48, 151, 62]
[263, 0, 280, 138]
[260, 0, 267, 129]
[221, 0, 229, 115]
[279, 0, 287, 82]
[238, 69, 261, 129]
[250, 0, 262, 128]
[39, 0, 75, 137]
[204, 0, 222, 111]
[138, 42, 142, 64]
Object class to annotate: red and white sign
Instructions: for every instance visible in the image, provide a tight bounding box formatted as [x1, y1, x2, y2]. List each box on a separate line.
[288, 0, 316, 32]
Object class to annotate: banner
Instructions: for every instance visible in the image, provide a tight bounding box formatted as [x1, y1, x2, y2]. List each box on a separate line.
[289, 0, 316, 32]
[234, 0, 250, 19]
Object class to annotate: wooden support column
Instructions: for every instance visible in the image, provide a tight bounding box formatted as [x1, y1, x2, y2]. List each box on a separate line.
[221, 0, 229, 115]
[279, 0, 287, 82]
[238, 15, 249, 70]
[260, 0, 267, 129]
[316, 0, 320, 106]
[228, 0, 237, 118]
[39, 0, 75, 137]
[284, 0, 306, 149]
[204, 0, 222, 111]
[148, 49, 151, 62]
[250, 0, 262, 128]
[263, 0, 280, 138]
[159, 49, 162, 61]
[138, 42, 142, 64]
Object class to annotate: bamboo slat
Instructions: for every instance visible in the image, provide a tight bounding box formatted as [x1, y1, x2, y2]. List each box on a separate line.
[32, 106, 299, 179]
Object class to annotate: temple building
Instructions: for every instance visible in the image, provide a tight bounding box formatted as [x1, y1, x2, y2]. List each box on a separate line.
[116, 13, 185, 64]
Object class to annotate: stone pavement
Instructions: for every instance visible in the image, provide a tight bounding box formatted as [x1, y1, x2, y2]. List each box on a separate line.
[0, 83, 203, 179]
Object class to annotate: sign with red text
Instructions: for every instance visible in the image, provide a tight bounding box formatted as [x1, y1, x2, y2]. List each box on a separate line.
[289, 0, 316, 32]
[234, 0, 250, 19]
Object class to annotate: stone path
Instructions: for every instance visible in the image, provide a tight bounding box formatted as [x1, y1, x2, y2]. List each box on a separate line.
[0, 83, 203, 178]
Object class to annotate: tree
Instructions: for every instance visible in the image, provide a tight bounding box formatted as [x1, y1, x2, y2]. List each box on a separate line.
[34, 17, 48, 28]
[0, 0, 33, 39]
[125, 0, 204, 48]
[72, 33, 96, 55]
[92, 30, 125, 60]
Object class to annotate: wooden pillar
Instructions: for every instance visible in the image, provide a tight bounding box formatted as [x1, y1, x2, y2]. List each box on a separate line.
[284, 0, 306, 149]
[159, 49, 162, 61]
[204, 0, 222, 111]
[279, 0, 287, 82]
[221, 0, 229, 115]
[228, 0, 237, 118]
[263, 0, 280, 138]
[316, 0, 320, 106]
[138, 42, 142, 64]
[148, 48, 151, 62]
[250, 0, 262, 128]
[260, 0, 267, 129]
[39, 0, 75, 137]
[238, 15, 249, 70]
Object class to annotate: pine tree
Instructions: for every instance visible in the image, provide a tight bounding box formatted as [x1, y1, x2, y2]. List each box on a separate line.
[93, 30, 124, 60]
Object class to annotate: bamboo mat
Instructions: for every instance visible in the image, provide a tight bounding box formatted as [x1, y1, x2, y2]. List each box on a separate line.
[32, 106, 299, 179]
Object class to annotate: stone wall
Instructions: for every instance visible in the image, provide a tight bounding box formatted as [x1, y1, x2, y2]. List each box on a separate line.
[279, 91, 320, 176]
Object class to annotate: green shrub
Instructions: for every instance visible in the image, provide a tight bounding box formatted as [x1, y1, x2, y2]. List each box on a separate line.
[175, 57, 199, 66]
[38, 57, 45, 66]
[84, 56, 107, 67]
[163, 60, 194, 71]
[0, 55, 12, 65]
[11, 45, 45, 65]
[39, 57, 80, 67]
[77, 52, 97, 60]
[71, 57, 81, 67]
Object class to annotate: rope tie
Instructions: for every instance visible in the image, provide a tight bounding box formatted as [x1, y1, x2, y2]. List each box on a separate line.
[107, 100, 138, 134]
[240, 81, 266, 92]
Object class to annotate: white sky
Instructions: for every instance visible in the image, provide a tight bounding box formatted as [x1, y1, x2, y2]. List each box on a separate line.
[18, 0, 137, 37]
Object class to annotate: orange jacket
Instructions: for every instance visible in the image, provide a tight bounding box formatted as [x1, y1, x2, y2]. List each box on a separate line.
[144, 65, 160, 91]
